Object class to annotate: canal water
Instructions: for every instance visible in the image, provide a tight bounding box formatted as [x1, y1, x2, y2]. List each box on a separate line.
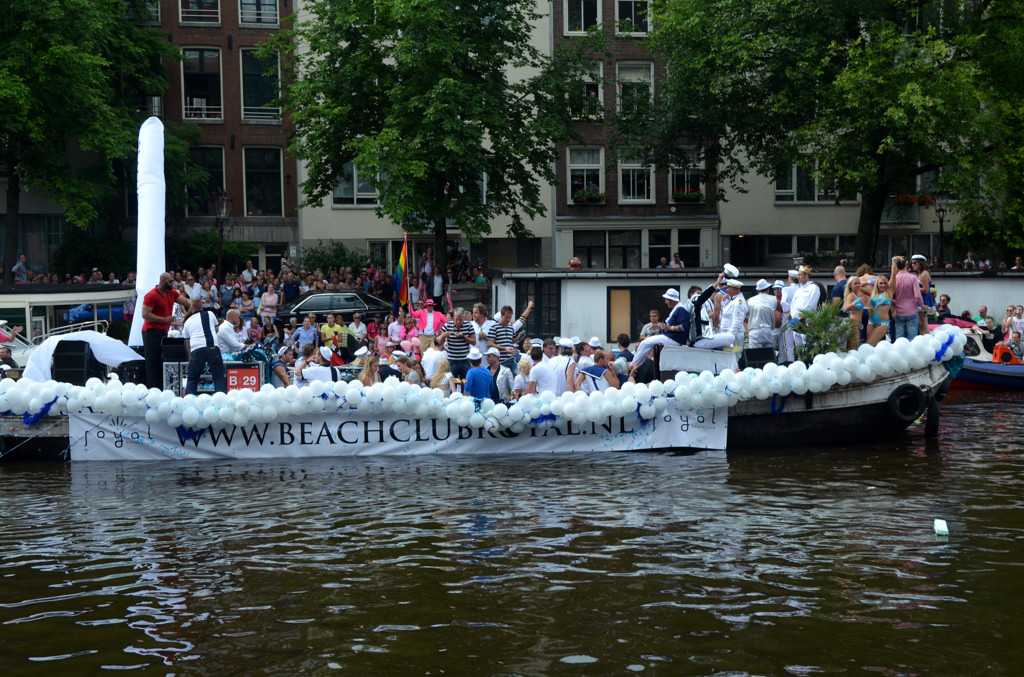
[1, 391, 1021, 675]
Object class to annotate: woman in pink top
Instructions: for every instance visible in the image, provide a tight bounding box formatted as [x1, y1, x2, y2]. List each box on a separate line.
[260, 286, 279, 321]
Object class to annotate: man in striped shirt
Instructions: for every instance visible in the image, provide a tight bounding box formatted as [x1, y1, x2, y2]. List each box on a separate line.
[438, 307, 477, 379]
[488, 301, 534, 371]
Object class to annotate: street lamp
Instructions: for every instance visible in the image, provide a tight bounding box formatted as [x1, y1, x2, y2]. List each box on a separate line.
[933, 194, 948, 269]
[213, 193, 233, 279]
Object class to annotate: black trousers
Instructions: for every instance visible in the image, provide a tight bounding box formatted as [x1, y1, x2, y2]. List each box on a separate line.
[143, 328, 166, 390]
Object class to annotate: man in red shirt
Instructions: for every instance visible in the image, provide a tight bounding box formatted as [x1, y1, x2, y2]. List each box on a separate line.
[141, 272, 189, 389]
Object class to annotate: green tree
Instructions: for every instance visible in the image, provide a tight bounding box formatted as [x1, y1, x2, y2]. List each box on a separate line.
[267, 0, 601, 275]
[625, 0, 1017, 266]
[0, 0, 177, 279]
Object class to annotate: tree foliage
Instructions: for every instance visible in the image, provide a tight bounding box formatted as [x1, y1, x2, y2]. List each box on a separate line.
[267, 0, 601, 273]
[624, 0, 1022, 265]
[0, 0, 178, 278]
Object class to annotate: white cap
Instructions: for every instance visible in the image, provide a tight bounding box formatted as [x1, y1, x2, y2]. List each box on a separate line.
[530, 338, 543, 347]
[277, 346, 289, 357]
[571, 336, 581, 345]
[468, 347, 483, 361]
[911, 254, 927, 262]
[319, 346, 333, 361]
[755, 279, 770, 291]
[485, 346, 500, 356]
[788, 269, 799, 279]
[588, 336, 601, 348]
[725, 279, 743, 289]
[723, 263, 739, 278]
[392, 350, 406, 357]
[772, 280, 785, 289]
[354, 346, 369, 357]
[558, 337, 573, 348]
[662, 288, 680, 302]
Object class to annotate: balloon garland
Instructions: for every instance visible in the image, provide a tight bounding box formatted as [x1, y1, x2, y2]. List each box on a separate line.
[0, 326, 966, 433]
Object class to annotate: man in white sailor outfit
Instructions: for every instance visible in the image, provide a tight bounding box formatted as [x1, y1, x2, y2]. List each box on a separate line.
[746, 279, 779, 350]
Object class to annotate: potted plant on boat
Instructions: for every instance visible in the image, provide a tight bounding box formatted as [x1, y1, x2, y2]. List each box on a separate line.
[791, 302, 859, 363]
[573, 189, 606, 204]
[672, 187, 704, 202]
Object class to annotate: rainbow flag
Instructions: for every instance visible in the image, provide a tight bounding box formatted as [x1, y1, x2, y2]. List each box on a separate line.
[391, 235, 408, 314]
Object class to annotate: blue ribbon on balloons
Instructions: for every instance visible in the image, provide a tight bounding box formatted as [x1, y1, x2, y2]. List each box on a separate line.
[933, 332, 956, 362]
[175, 425, 207, 442]
[534, 412, 558, 425]
[770, 394, 789, 416]
[22, 397, 59, 426]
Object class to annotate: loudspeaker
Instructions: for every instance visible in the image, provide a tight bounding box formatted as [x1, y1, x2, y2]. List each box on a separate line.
[741, 347, 776, 370]
[51, 340, 106, 386]
[161, 337, 188, 362]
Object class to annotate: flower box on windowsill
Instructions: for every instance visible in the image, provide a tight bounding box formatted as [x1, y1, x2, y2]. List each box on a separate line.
[672, 189, 704, 202]
[573, 190, 607, 205]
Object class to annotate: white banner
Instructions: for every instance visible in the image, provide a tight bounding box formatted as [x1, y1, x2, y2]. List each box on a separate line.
[68, 408, 727, 461]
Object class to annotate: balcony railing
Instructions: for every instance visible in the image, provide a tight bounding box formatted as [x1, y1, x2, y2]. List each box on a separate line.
[180, 2, 220, 23]
[240, 5, 279, 25]
[881, 200, 920, 224]
[184, 99, 223, 120]
[243, 105, 281, 121]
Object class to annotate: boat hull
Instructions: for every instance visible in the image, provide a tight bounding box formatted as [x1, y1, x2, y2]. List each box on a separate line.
[727, 362, 949, 448]
[952, 359, 1024, 391]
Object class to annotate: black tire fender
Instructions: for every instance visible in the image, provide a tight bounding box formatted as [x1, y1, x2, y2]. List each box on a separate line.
[888, 383, 926, 423]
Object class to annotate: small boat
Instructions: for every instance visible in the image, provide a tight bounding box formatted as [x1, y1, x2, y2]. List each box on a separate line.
[952, 328, 1024, 390]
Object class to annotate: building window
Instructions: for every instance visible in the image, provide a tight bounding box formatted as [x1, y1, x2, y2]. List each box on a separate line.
[241, 50, 280, 120]
[332, 163, 381, 206]
[516, 280, 561, 338]
[573, 230, 606, 268]
[570, 64, 603, 120]
[670, 149, 703, 201]
[619, 159, 653, 203]
[775, 158, 857, 203]
[649, 228, 672, 267]
[617, 62, 652, 114]
[182, 49, 222, 119]
[46, 216, 67, 253]
[609, 230, 641, 268]
[565, 0, 600, 34]
[188, 147, 225, 216]
[568, 147, 603, 202]
[616, 1, 648, 34]
[677, 228, 701, 268]
[240, 0, 278, 25]
[180, 0, 219, 23]
[244, 148, 283, 216]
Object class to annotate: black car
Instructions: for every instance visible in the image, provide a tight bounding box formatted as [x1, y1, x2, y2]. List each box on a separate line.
[276, 290, 391, 326]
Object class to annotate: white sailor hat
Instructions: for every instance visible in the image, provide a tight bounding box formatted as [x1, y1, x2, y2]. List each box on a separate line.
[277, 346, 289, 357]
[354, 346, 369, 357]
[662, 288, 680, 302]
[787, 269, 800, 278]
[319, 346, 333, 361]
[468, 347, 483, 360]
[485, 346, 500, 356]
[392, 350, 406, 357]
[571, 336, 581, 345]
[558, 337, 574, 348]
[772, 280, 785, 289]
[755, 278, 770, 291]
[530, 338, 543, 347]
[723, 263, 740, 278]
[911, 254, 927, 262]
[588, 336, 601, 348]
[725, 279, 743, 289]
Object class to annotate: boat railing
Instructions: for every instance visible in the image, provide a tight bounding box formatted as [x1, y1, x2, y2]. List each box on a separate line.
[31, 320, 110, 345]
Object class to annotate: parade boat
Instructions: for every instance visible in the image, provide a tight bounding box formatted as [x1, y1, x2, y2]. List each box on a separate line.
[951, 327, 1024, 391]
[0, 326, 963, 462]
